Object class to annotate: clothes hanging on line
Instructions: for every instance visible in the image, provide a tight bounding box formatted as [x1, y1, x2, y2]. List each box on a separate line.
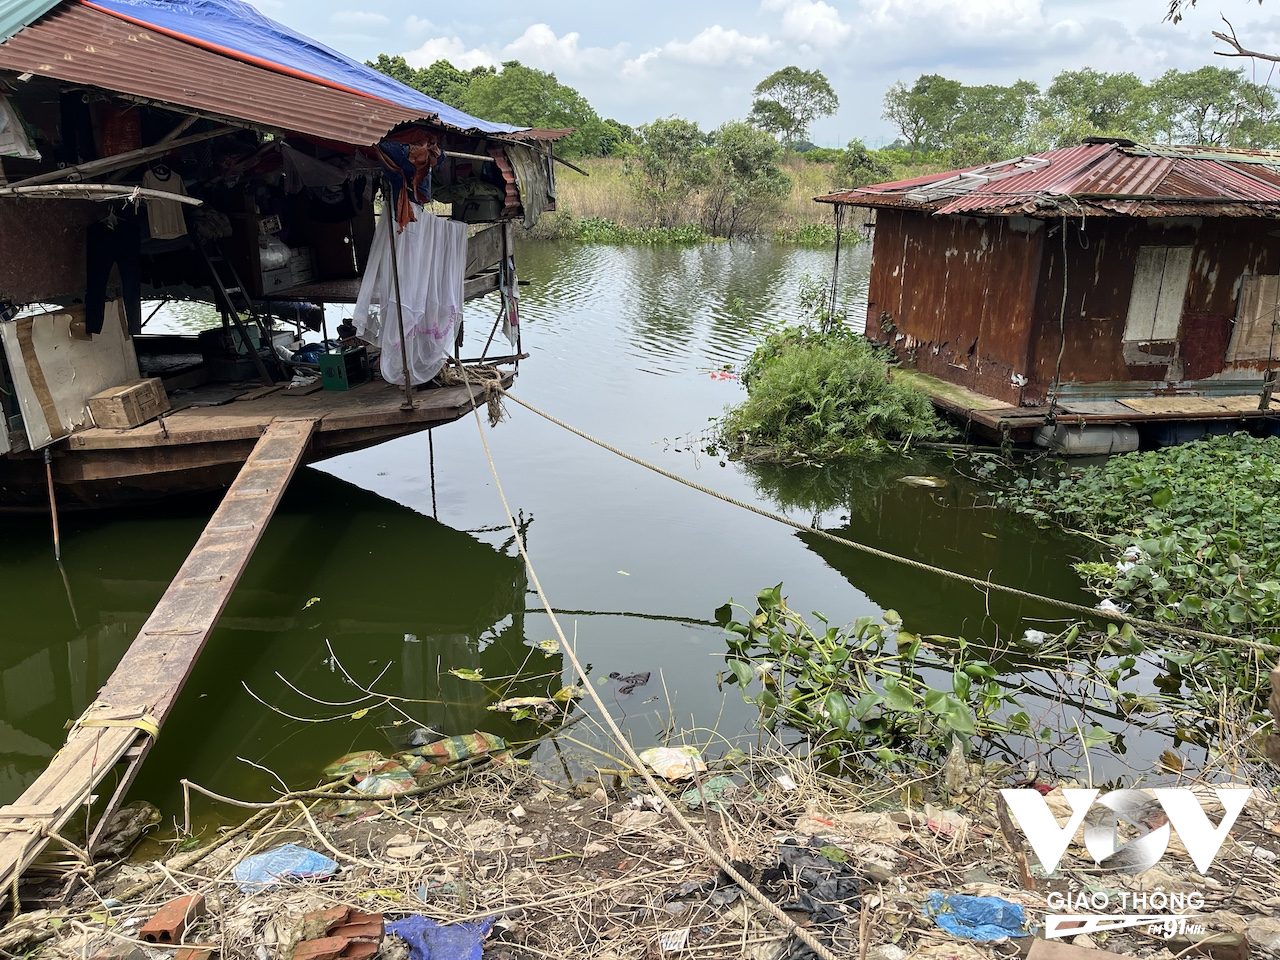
[352, 206, 467, 386]
[85, 211, 142, 336]
[142, 168, 189, 239]
[500, 254, 519, 348]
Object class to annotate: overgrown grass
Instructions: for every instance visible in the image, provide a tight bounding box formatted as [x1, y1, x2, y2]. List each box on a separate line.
[717, 325, 951, 462]
[527, 156, 868, 244]
[996, 432, 1280, 638]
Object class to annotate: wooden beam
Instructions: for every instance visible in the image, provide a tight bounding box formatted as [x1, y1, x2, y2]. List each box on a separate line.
[0, 417, 318, 905]
[7, 126, 237, 189]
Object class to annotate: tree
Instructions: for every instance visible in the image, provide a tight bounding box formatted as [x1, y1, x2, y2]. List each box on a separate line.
[460, 61, 608, 158]
[949, 80, 1039, 164]
[367, 54, 421, 90]
[627, 117, 709, 226]
[1150, 65, 1279, 146]
[833, 139, 893, 188]
[1034, 68, 1155, 147]
[700, 120, 791, 238]
[881, 74, 963, 159]
[748, 66, 839, 152]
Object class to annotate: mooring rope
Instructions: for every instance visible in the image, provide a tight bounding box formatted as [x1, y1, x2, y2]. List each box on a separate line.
[500, 390, 1275, 656]
[456, 375, 847, 960]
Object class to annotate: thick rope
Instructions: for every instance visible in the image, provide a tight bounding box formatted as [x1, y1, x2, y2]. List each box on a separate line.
[502, 391, 1276, 656]
[457, 377, 846, 960]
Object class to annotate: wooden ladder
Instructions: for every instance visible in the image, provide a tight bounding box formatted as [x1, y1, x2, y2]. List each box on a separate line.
[198, 241, 276, 387]
[0, 417, 318, 906]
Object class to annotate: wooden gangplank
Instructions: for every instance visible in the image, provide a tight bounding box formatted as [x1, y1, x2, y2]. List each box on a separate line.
[0, 416, 318, 902]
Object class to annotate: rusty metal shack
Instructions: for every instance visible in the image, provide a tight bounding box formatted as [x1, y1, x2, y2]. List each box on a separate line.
[817, 139, 1280, 451]
[0, 0, 564, 509]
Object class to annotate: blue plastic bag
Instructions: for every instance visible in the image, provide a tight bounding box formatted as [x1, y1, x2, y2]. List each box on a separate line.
[387, 916, 494, 960]
[924, 892, 1031, 941]
[232, 843, 338, 893]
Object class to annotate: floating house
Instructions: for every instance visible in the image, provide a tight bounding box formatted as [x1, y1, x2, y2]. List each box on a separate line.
[818, 139, 1280, 451]
[0, 0, 563, 509]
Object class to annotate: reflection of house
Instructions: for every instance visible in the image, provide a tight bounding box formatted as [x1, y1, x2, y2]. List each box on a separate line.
[818, 140, 1280, 451]
[0, 0, 564, 507]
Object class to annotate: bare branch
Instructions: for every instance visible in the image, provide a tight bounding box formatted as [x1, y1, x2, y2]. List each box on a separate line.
[1214, 16, 1280, 64]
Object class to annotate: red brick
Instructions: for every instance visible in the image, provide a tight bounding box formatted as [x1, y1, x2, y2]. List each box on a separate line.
[291, 937, 348, 960]
[341, 942, 378, 960]
[140, 894, 207, 945]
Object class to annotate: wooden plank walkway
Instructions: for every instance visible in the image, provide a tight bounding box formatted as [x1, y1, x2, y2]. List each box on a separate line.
[0, 416, 318, 904]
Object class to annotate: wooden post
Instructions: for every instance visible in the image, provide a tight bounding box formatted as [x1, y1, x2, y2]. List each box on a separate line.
[382, 180, 414, 411]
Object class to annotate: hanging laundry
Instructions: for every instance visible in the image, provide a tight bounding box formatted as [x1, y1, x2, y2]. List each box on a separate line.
[500, 254, 519, 348]
[0, 93, 39, 161]
[85, 210, 142, 336]
[376, 136, 442, 230]
[142, 167, 189, 240]
[352, 207, 466, 386]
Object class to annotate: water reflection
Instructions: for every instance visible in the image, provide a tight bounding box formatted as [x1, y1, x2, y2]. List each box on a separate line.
[1, 471, 555, 808]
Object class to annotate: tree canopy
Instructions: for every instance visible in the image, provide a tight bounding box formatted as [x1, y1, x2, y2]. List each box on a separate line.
[748, 66, 839, 151]
[368, 56, 633, 158]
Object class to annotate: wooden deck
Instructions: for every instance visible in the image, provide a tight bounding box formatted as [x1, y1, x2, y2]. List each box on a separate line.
[0, 372, 513, 509]
[896, 370, 1274, 442]
[0, 418, 316, 905]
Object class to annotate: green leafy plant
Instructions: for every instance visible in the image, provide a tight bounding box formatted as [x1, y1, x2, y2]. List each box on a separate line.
[717, 585, 1017, 766]
[998, 432, 1280, 638]
[719, 323, 950, 462]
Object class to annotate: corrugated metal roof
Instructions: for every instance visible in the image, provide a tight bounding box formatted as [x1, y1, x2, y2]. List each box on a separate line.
[0, 0, 58, 42]
[817, 140, 1280, 218]
[0, 2, 544, 146]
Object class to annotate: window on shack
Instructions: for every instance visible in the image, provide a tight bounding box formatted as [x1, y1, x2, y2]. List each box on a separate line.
[1123, 245, 1192, 344]
[1228, 274, 1280, 362]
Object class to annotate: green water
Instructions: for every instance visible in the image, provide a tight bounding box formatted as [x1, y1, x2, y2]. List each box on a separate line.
[0, 240, 1174, 817]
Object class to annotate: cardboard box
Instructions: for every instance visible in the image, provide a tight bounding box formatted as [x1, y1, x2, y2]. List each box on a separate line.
[87, 378, 170, 429]
[288, 247, 318, 286]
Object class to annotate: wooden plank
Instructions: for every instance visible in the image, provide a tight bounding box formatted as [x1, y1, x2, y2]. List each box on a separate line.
[1118, 395, 1262, 414]
[0, 416, 318, 905]
[465, 223, 504, 277]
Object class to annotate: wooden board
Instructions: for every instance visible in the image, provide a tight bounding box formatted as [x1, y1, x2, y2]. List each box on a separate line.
[1117, 395, 1263, 414]
[0, 302, 139, 448]
[0, 416, 318, 905]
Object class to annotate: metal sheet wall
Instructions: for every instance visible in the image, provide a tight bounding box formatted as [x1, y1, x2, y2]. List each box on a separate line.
[0, 199, 96, 304]
[1027, 217, 1280, 395]
[866, 209, 1043, 405]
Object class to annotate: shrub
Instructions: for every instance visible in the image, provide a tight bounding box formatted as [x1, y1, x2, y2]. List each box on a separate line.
[719, 325, 950, 461]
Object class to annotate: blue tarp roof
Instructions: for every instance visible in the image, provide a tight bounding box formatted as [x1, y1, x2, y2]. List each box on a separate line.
[0, 0, 61, 43]
[5, 0, 519, 135]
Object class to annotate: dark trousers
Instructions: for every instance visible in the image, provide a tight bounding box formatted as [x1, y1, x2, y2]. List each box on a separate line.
[85, 214, 142, 336]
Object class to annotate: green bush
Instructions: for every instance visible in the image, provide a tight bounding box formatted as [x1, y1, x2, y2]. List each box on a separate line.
[571, 216, 710, 245]
[719, 325, 950, 461]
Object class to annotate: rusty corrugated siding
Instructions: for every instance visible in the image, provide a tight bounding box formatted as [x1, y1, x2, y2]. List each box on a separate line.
[0, 4, 508, 146]
[818, 141, 1280, 219]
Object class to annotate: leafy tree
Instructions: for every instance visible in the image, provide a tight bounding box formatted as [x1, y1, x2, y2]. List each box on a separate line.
[882, 74, 963, 158]
[1150, 66, 1279, 146]
[748, 66, 839, 152]
[701, 120, 791, 238]
[627, 117, 709, 227]
[460, 61, 608, 158]
[1034, 68, 1155, 146]
[416, 59, 474, 104]
[833, 139, 893, 188]
[949, 80, 1039, 164]
[367, 54, 421, 90]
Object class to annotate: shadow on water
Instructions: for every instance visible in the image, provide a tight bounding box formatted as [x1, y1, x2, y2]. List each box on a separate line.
[740, 453, 1098, 639]
[1, 469, 555, 810]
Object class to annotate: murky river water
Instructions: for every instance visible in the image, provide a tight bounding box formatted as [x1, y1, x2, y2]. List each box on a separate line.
[0, 240, 1188, 817]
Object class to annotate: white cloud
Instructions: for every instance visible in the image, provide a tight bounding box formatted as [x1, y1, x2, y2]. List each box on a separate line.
[500, 23, 627, 74]
[627, 25, 778, 73]
[404, 15, 434, 36]
[761, 0, 852, 48]
[858, 0, 1049, 42]
[330, 10, 388, 28]
[403, 36, 497, 71]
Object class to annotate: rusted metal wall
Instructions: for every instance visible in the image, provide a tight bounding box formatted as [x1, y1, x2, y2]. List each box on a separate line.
[0, 199, 96, 304]
[1027, 216, 1280, 397]
[866, 209, 1043, 405]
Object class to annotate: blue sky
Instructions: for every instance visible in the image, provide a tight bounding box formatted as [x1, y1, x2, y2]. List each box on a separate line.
[264, 0, 1280, 146]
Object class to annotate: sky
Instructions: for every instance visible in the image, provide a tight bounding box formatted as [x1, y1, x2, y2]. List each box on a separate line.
[264, 0, 1280, 146]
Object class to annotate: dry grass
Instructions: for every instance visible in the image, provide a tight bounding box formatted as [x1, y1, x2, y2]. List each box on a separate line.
[544, 156, 846, 239]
